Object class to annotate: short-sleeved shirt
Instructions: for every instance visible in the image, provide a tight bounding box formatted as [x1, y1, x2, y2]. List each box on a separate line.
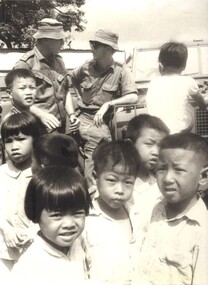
[14, 46, 71, 125]
[71, 59, 138, 110]
[0, 161, 35, 260]
[139, 197, 208, 285]
[11, 233, 91, 285]
[85, 198, 141, 284]
[146, 74, 199, 133]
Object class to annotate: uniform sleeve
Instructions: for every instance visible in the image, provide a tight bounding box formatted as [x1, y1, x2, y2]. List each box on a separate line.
[120, 64, 138, 96]
[13, 60, 30, 70]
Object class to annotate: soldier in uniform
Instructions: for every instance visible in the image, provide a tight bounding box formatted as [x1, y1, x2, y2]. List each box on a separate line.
[14, 18, 79, 133]
[70, 29, 138, 186]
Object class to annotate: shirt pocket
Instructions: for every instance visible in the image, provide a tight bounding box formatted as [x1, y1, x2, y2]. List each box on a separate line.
[80, 81, 93, 105]
[101, 83, 119, 103]
[160, 243, 193, 269]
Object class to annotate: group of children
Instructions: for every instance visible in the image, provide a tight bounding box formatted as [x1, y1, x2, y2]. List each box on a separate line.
[0, 40, 208, 285]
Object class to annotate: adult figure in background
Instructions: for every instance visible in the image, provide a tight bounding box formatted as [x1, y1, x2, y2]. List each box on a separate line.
[70, 29, 138, 186]
[14, 18, 79, 133]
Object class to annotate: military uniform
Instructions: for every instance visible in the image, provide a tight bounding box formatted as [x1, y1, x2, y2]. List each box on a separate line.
[14, 46, 71, 133]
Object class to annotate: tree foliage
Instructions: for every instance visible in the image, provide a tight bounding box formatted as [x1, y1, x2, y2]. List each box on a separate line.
[0, 0, 86, 48]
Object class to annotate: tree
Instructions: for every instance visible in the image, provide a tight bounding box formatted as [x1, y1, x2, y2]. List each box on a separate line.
[0, 0, 86, 49]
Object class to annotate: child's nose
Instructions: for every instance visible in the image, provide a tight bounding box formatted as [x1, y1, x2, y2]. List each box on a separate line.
[62, 215, 75, 228]
[164, 170, 174, 183]
[11, 140, 19, 150]
[115, 182, 125, 195]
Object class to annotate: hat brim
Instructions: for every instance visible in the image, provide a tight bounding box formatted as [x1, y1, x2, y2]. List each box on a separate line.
[89, 37, 119, 50]
[33, 31, 67, 40]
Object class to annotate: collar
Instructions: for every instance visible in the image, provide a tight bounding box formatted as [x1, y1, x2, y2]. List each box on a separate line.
[10, 106, 21, 114]
[33, 46, 45, 61]
[5, 160, 32, 178]
[160, 197, 207, 226]
[90, 196, 138, 219]
[91, 59, 115, 73]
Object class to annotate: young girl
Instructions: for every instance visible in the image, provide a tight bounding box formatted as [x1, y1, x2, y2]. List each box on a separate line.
[11, 166, 92, 285]
[0, 112, 42, 272]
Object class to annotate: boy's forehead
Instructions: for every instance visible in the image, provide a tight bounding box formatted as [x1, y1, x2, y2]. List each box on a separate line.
[159, 147, 200, 162]
[140, 127, 166, 138]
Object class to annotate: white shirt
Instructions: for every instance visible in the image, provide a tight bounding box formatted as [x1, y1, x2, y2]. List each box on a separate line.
[146, 74, 199, 133]
[139, 197, 208, 285]
[11, 233, 91, 285]
[0, 161, 36, 260]
[85, 198, 141, 285]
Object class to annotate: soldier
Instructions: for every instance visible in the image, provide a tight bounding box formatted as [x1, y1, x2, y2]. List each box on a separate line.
[70, 29, 138, 186]
[14, 18, 79, 133]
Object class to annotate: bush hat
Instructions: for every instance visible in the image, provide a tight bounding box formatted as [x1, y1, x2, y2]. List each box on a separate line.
[90, 29, 119, 50]
[33, 18, 67, 40]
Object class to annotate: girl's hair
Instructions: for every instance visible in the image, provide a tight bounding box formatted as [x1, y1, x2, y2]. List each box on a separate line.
[159, 41, 188, 71]
[126, 114, 169, 144]
[32, 133, 79, 168]
[5, 68, 36, 89]
[1, 111, 42, 144]
[92, 140, 139, 177]
[25, 166, 91, 223]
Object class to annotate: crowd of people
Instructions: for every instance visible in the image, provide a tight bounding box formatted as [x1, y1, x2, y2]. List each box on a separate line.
[0, 17, 208, 285]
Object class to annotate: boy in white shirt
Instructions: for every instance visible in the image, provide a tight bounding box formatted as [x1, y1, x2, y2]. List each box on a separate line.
[146, 41, 207, 134]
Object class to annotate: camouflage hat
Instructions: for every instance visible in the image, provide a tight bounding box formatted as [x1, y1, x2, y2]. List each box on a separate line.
[33, 18, 67, 40]
[90, 29, 119, 50]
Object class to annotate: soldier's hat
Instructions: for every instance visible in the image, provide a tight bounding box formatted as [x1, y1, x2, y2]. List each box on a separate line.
[89, 29, 119, 50]
[33, 18, 67, 40]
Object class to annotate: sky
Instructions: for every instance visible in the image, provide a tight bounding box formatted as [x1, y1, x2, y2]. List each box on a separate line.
[71, 0, 208, 55]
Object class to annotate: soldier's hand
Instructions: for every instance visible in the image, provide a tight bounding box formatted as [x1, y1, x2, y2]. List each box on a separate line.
[94, 103, 110, 127]
[40, 113, 61, 130]
[68, 114, 80, 133]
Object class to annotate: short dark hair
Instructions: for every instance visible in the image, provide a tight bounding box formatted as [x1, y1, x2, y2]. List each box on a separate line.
[160, 133, 208, 165]
[1, 111, 42, 144]
[93, 140, 139, 177]
[32, 133, 79, 168]
[159, 41, 188, 70]
[25, 166, 91, 223]
[126, 114, 169, 144]
[5, 69, 36, 89]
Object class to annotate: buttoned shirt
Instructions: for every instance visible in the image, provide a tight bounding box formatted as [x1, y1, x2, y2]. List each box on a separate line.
[71, 59, 138, 110]
[85, 198, 141, 285]
[0, 161, 36, 260]
[14, 46, 71, 125]
[139, 197, 208, 285]
[11, 233, 91, 285]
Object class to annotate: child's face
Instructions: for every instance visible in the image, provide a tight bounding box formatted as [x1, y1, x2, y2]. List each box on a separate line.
[134, 128, 167, 171]
[96, 167, 135, 209]
[5, 132, 33, 165]
[9, 77, 36, 109]
[156, 148, 204, 208]
[39, 208, 85, 249]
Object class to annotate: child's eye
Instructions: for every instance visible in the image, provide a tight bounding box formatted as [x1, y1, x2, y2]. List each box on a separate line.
[106, 178, 116, 183]
[5, 138, 13, 143]
[49, 212, 62, 218]
[125, 180, 134, 185]
[73, 210, 85, 217]
[175, 168, 186, 172]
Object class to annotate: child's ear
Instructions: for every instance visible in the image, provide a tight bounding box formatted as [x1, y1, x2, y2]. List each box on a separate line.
[199, 167, 208, 186]
[6, 89, 12, 98]
[159, 63, 164, 74]
[92, 170, 97, 181]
